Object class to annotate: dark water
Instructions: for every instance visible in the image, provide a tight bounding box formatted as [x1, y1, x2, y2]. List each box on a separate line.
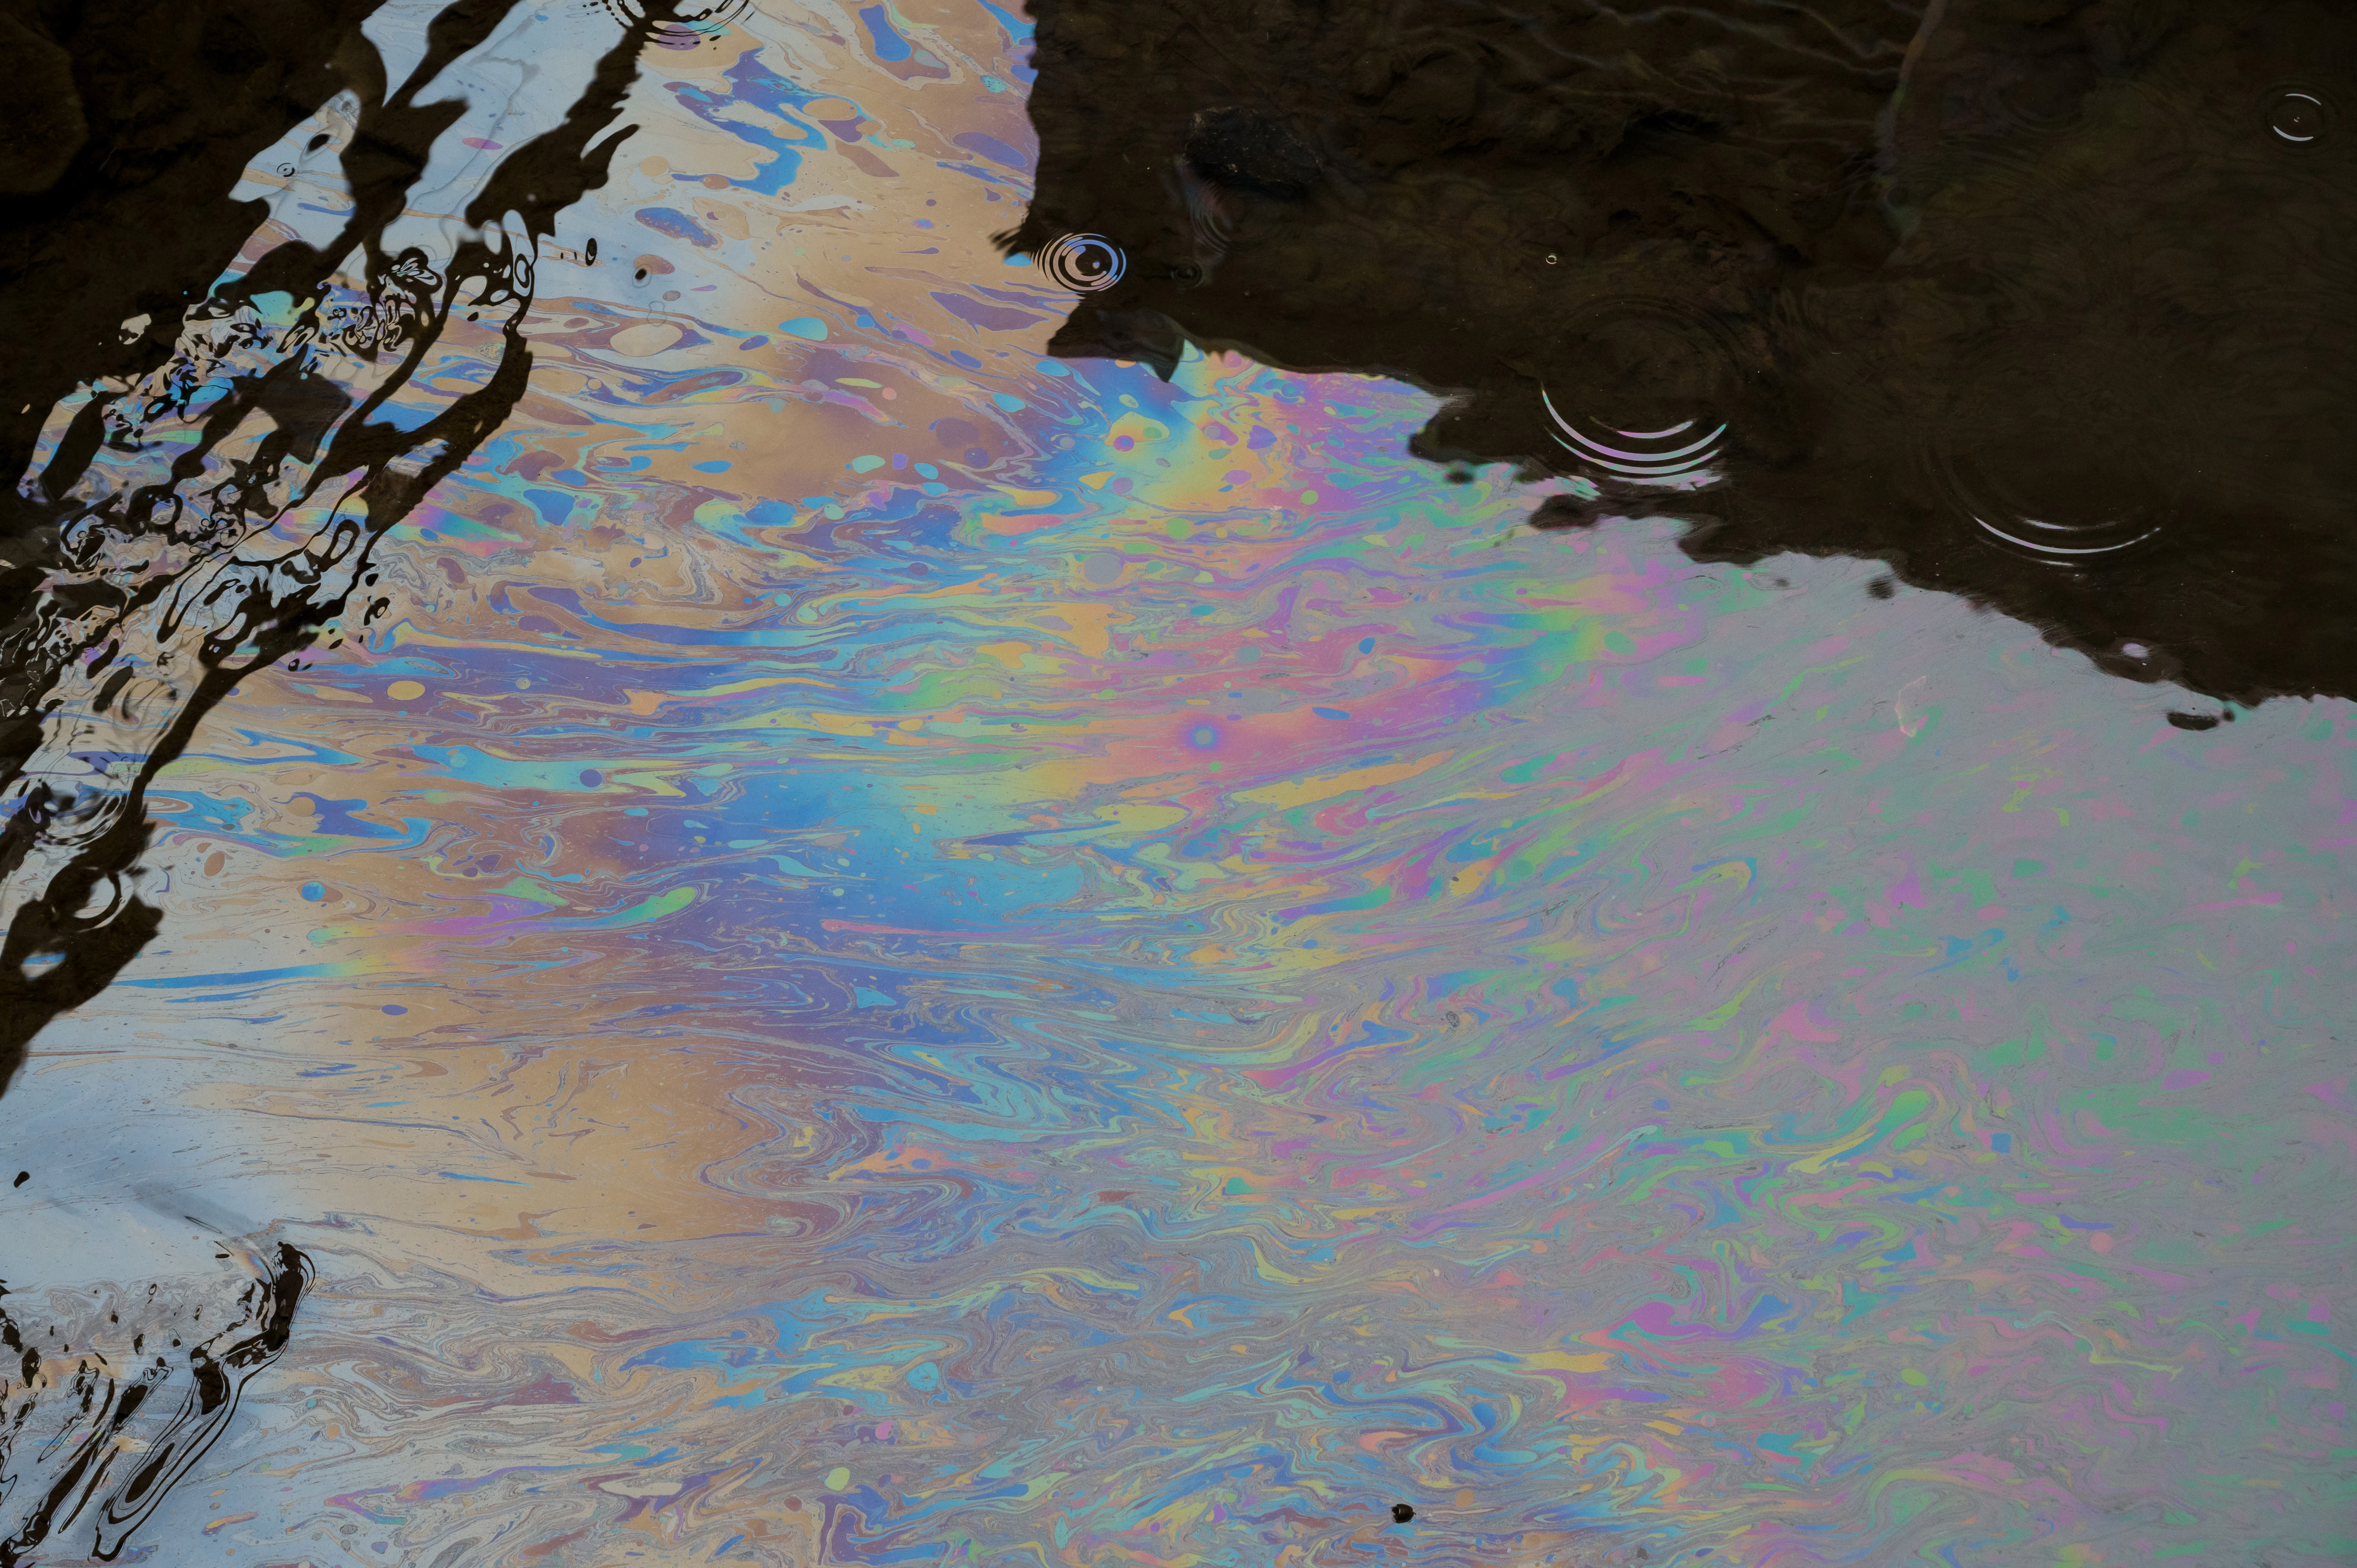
[1007, 0, 2357, 707]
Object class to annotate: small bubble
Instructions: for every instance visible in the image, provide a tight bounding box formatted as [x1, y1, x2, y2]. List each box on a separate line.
[1545, 253, 1557, 264]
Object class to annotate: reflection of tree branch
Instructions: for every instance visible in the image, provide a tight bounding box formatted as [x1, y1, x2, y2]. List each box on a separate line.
[0, 0, 682, 1089]
[0, 1244, 313, 1567]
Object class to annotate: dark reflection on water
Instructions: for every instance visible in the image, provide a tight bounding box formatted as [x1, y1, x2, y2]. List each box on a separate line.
[1007, 0, 2357, 706]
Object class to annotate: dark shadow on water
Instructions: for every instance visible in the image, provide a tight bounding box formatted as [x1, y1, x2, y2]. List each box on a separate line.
[1004, 0, 2357, 707]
